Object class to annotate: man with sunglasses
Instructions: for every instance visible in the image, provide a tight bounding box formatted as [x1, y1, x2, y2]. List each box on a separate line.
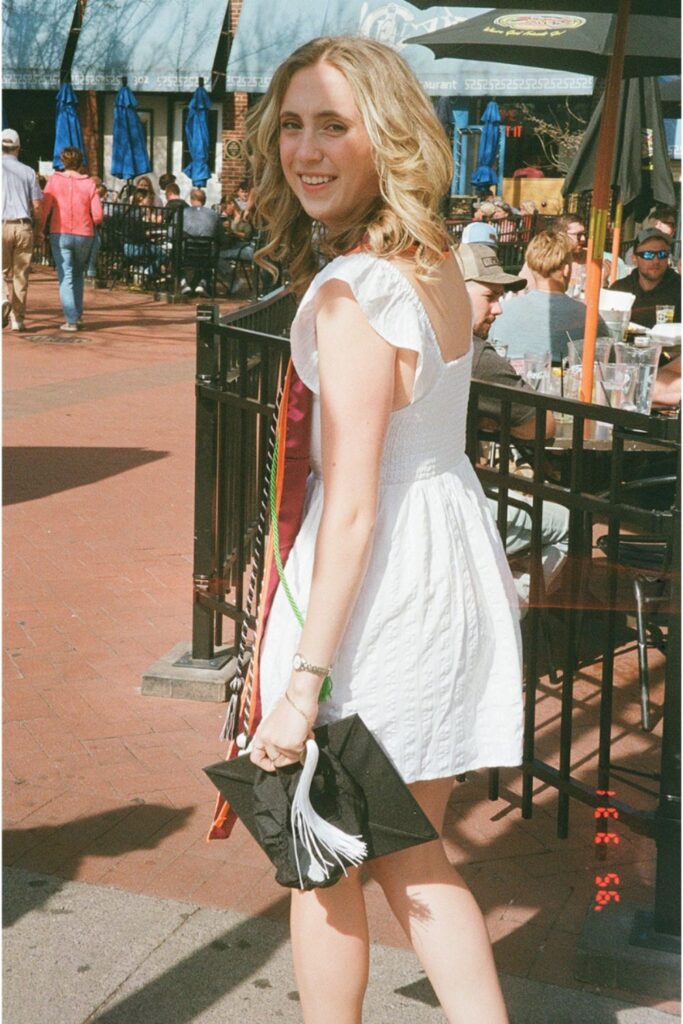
[609, 227, 680, 329]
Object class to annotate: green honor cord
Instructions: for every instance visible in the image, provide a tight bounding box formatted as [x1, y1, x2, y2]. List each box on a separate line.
[269, 435, 332, 702]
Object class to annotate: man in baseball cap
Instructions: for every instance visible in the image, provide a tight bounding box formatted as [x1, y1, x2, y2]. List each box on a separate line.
[455, 242, 524, 340]
[609, 226, 680, 328]
[2, 127, 43, 330]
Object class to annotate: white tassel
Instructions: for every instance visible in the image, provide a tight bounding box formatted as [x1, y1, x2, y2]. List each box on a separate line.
[290, 739, 367, 889]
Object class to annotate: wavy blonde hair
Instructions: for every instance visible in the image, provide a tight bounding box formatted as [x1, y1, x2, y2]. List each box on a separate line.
[246, 36, 453, 295]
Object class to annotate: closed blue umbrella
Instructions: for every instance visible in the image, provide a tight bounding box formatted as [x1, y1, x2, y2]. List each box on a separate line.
[111, 83, 152, 180]
[471, 100, 501, 189]
[183, 84, 211, 187]
[53, 83, 85, 169]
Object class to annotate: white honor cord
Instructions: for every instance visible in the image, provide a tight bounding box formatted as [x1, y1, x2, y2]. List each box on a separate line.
[290, 739, 368, 889]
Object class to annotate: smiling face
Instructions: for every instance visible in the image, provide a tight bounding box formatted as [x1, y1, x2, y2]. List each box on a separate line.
[278, 61, 380, 232]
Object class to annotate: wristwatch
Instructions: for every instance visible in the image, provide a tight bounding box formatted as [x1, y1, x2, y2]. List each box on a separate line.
[292, 653, 331, 677]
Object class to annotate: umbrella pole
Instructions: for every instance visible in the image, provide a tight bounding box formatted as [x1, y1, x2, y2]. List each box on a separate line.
[581, 0, 631, 402]
[610, 198, 623, 285]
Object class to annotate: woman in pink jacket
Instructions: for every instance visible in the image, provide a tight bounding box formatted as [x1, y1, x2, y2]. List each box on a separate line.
[39, 147, 103, 331]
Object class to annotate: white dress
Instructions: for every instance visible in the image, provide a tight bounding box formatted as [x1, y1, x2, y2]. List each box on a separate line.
[259, 252, 523, 783]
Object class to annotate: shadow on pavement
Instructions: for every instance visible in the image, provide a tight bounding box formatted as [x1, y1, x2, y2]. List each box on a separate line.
[3, 446, 169, 504]
[3, 803, 193, 927]
[89, 896, 291, 1024]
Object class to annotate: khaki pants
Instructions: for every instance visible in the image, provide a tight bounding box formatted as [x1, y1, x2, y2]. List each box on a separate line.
[2, 221, 34, 322]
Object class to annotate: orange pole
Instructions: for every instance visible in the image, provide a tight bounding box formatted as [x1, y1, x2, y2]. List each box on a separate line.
[610, 199, 623, 285]
[580, 0, 631, 403]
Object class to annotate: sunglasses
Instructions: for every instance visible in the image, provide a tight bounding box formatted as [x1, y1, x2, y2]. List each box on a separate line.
[635, 249, 669, 260]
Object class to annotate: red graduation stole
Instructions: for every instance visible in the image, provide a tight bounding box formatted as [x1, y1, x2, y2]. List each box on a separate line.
[208, 361, 313, 840]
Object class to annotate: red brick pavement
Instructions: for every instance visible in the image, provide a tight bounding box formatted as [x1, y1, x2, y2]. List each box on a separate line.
[3, 268, 678, 1015]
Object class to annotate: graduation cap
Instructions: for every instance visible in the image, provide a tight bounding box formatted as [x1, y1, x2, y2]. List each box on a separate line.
[204, 715, 439, 890]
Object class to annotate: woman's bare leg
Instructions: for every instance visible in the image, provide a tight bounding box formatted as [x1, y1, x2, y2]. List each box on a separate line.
[369, 778, 509, 1024]
[290, 868, 369, 1024]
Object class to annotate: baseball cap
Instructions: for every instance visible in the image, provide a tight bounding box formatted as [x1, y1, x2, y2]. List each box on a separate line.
[455, 243, 525, 291]
[635, 226, 671, 249]
[2, 128, 20, 147]
[461, 222, 498, 247]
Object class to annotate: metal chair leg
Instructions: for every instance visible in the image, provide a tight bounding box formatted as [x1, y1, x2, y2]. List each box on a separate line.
[633, 577, 651, 731]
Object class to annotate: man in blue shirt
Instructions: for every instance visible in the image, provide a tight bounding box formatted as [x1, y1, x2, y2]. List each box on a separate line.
[490, 230, 610, 362]
[2, 129, 42, 330]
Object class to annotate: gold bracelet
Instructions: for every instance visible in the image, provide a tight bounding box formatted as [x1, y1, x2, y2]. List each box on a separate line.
[285, 689, 313, 726]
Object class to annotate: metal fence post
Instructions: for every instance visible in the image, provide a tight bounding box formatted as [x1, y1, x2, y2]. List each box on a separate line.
[191, 303, 220, 663]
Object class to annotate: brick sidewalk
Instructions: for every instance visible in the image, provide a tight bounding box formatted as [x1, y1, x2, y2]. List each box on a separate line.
[3, 268, 678, 1016]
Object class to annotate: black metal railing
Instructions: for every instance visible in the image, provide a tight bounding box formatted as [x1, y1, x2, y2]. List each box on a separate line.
[95, 201, 185, 293]
[190, 290, 296, 665]
[446, 212, 562, 273]
[33, 202, 267, 300]
[188, 293, 680, 938]
[467, 380, 680, 938]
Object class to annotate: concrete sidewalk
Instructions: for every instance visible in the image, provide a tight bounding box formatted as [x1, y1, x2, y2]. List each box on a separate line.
[4, 867, 676, 1024]
[3, 268, 679, 1022]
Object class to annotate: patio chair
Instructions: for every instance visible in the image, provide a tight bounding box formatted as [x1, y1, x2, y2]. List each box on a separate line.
[595, 474, 677, 732]
[180, 236, 220, 297]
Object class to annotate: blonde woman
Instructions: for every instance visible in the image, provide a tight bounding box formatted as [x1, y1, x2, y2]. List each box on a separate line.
[236, 36, 522, 1023]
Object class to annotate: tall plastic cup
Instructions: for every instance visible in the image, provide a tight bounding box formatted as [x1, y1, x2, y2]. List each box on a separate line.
[567, 337, 612, 367]
[614, 340, 662, 415]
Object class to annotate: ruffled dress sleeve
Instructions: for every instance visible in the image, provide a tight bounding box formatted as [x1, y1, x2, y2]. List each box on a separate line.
[290, 252, 436, 403]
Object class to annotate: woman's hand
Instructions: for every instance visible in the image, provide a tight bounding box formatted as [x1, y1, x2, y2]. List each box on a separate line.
[250, 686, 317, 772]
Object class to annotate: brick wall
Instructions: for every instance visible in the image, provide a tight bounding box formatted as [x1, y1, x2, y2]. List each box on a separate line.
[220, 0, 251, 198]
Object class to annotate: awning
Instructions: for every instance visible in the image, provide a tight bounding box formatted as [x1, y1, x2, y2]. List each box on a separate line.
[226, 1, 594, 97]
[2, 0, 78, 90]
[70, 0, 228, 92]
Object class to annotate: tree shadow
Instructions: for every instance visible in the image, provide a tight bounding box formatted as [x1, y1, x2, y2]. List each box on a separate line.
[3, 803, 192, 928]
[3, 446, 169, 505]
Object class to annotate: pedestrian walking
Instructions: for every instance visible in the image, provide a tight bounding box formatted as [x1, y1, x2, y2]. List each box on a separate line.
[38, 147, 103, 331]
[212, 36, 522, 1023]
[2, 128, 43, 331]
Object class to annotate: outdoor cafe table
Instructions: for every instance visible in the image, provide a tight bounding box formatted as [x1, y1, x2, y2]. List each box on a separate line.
[542, 408, 680, 493]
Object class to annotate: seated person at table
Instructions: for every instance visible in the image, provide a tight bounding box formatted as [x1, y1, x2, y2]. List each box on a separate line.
[609, 227, 681, 329]
[219, 194, 253, 253]
[518, 214, 585, 292]
[122, 189, 165, 280]
[489, 230, 610, 363]
[456, 243, 570, 608]
[163, 182, 187, 212]
[179, 187, 224, 296]
[461, 221, 497, 248]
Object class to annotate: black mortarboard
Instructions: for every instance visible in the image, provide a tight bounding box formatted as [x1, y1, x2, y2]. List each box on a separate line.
[204, 714, 439, 890]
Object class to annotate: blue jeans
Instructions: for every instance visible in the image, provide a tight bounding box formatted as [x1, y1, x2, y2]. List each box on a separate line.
[86, 229, 101, 278]
[50, 233, 94, 324]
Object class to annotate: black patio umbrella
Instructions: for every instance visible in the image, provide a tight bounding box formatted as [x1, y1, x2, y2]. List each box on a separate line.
[410, 6, 681, 400]
[410, 0, 680, 13]
[410, 11, 681, 78]
[563, 77, 677, 212]
[563, 77, 676, 281]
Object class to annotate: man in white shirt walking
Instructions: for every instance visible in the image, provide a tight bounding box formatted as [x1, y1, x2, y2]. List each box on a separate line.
[2, 129, 42, 331]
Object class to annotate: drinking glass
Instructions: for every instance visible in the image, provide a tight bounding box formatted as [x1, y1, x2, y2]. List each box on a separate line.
[600, 308, 630, 344]
[568, 337, 612, 367]
[656, 305, 676, 325]
[523, 352, 550, 390]
[593, 363, 633, 410]
[614, 340, 662, 415]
